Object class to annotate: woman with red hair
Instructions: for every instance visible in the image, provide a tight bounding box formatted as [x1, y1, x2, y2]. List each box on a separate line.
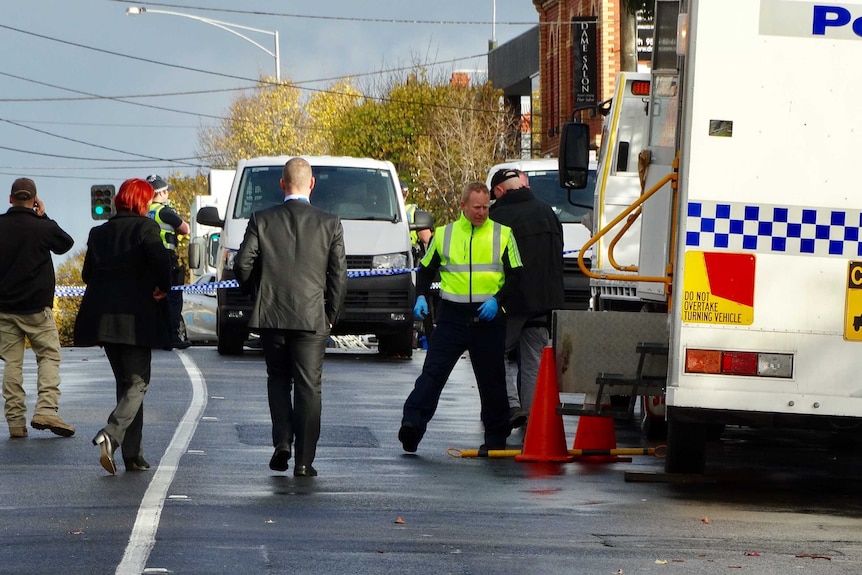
[74, 178, 172, 474]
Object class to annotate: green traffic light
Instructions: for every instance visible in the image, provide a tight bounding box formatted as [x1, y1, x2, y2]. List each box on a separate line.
[95, 206, 105, 215]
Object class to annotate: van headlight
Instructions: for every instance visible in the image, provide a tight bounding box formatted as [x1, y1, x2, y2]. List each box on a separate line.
[372, 253, 407, 270]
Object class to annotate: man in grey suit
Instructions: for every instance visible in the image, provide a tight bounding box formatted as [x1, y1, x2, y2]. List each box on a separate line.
[236, 158, 347, 477]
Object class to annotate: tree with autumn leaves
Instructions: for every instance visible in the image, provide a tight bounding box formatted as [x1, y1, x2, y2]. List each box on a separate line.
[199, 70, 517, 227]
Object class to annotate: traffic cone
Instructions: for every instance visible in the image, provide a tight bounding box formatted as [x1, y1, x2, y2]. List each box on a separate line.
[515, 346, 575, 463]
[570, 414, 628, 463]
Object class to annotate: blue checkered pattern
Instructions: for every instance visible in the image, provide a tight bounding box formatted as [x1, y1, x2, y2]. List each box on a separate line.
[686, 201, 862, 257]
[54, 268, 421, 298]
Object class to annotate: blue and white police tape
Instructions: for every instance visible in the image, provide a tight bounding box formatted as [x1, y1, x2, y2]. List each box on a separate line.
[54, 267, 422, 297]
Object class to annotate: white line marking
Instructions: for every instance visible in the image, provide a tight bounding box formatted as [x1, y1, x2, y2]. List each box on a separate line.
[115, 352, 207, 575]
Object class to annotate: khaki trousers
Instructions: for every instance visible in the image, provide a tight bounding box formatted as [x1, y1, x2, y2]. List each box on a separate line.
[0, 308, 63, 426]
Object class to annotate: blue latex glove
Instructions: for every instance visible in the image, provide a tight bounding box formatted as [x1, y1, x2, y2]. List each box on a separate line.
[413, 295, 428, 319]
[476, 297, 499, 321]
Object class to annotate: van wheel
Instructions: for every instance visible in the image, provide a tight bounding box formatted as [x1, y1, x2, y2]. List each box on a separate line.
[217, 328, 245, 356]
[378, 328, 413, 359]
[665, 419, 707, 474]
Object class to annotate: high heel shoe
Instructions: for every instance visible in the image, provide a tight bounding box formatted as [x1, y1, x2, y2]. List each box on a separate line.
[92, 430, 117, 475]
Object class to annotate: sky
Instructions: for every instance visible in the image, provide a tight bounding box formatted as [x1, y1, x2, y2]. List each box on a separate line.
[0, 0, 540, 263]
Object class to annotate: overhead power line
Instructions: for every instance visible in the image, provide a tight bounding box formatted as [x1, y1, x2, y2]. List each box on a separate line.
[108, 1, 541, 26]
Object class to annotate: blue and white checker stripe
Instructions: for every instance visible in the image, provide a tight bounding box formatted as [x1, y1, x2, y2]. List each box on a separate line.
[54, 245, 586, 298]
[54, 268, 421, 298]
[686, 201, 862, 257]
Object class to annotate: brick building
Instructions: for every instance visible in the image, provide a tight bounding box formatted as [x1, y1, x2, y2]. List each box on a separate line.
[489, 1, 650, 158]
[533, 0, 625, 156]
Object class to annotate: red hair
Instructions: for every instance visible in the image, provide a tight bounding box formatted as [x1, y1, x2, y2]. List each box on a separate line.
[115, 178, 154, 216]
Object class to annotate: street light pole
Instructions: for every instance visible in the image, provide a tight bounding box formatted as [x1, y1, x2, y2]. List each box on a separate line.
[126, 6, 281, 82]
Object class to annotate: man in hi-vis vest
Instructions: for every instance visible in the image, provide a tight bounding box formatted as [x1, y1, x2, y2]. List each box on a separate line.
[146, 175, 190, 350]
[399, 181, 523, 454]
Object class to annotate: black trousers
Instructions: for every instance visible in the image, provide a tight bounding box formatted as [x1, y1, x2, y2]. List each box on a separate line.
[103, 344, 151, 460]
[402, 300, 510, 447]
[167, 262, 185, 343]
[260, 329, 328, 466]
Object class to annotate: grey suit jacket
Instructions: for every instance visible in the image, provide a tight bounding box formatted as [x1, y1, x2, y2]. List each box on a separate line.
[235, 199, 347, 333]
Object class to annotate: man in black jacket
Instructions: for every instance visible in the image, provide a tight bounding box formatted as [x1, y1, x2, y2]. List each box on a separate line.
[236, 158, 347, 477]
[489, 169, 565, 428]
[0, 178, 75, 438]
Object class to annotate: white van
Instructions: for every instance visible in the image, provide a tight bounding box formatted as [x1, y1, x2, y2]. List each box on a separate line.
[196, 156, 433, 357]
[485, 158, 597, 309]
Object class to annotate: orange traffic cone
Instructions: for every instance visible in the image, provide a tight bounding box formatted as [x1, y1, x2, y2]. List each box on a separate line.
[515, 346, 575, 463]
[570, 414, 629, 463]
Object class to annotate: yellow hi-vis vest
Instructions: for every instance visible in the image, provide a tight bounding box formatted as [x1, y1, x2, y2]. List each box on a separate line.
[148, 202, 177, 250]
[405, 203, 419, 245]
[421, 212, 522, 303]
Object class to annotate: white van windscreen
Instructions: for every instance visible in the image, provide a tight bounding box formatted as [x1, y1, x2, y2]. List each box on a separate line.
[525, 170, 597, 224]
[233, 165, 399, 221]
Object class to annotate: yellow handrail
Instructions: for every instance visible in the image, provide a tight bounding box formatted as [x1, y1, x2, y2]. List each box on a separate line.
[606, 205, 642, 272]
[577, 170, 678, 286]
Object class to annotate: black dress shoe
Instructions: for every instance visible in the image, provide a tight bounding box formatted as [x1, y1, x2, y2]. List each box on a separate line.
[171, 340, 191, 350]
[124, 456, 151, 471]
[293, 464, 317, 477]
[92, 430, 118, 475]
[398, 423, 419, 453]
[269, 446, 291, 472]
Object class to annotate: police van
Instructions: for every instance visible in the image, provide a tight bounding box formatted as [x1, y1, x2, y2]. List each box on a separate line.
[559, 0, 862, 474]
[196, 156, 433, 357]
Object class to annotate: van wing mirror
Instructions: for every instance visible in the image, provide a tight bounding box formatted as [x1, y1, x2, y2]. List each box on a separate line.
[559, 122, 591, 189]
[411, 210, 434, 231]
[196, 206, 224, 228]
[188, 237, 203, 272]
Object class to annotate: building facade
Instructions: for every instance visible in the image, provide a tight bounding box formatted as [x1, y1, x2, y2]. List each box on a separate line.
[533, 0, 626, 156]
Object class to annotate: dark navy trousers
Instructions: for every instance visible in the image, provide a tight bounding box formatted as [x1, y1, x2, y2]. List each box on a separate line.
[402, 300, 510, 447]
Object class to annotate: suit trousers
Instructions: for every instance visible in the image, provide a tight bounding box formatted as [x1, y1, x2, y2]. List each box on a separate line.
[402, 300, 510, 447]
[260, 329, 328, 467]
[103, 344, 151, 459]
[0, 308, 63, 426]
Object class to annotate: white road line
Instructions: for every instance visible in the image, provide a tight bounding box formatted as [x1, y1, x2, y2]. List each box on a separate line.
[116, 352, 207, 575]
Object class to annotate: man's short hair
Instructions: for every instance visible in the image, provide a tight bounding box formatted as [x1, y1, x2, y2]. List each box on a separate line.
[283, 157, 313, 188]
[10, 177, 37, 200]
[461, 181, 490, 203]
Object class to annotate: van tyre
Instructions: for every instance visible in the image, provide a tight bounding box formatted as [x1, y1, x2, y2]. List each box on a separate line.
[217, 328, 245, 356]
[378, 327, 413, 359]
[665, 419, 707, 475]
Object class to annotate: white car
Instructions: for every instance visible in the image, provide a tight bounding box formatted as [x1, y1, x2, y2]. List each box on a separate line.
[180, 273, 217, 344]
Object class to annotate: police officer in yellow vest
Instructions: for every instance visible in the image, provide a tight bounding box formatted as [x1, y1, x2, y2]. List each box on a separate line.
[399, 181, 523, 453]
[146, 175, 190, 350]
[402, 181, 432, 259]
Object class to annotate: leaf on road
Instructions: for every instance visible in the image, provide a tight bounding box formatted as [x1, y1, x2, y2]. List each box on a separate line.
[701, 517, 710, 524]
[796, 554, 831, 560]
[395, 517, 405, 524]
[744, 551, 760, 556]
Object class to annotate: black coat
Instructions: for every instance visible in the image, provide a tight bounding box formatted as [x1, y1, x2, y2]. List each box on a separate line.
[489, 187, 565, 316]
[235, 199, 347, 333]
[0, 207, 74, 314]
[73, 212, 172, 348]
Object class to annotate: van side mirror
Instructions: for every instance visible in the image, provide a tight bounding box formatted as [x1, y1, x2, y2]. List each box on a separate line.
[411, 210, 434, 231]
[188, 238, 203, 272]
[559, 122, 591, 189]
[197, 206, 224, 228]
